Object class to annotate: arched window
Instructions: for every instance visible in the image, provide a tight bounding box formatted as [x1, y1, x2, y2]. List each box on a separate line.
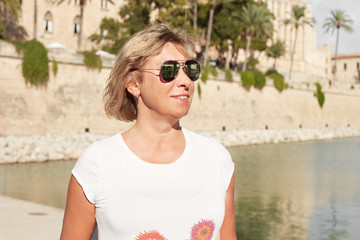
[73, 16, 81, 34]
[101, 0, 109, 9]
[43, 11, 53, 33]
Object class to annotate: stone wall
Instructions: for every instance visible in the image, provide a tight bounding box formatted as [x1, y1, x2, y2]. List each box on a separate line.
[1, 40, 360, 136]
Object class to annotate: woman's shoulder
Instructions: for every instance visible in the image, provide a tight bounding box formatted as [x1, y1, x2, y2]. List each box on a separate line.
[82, 133, 122, 155]
[183, 128, 226, 150]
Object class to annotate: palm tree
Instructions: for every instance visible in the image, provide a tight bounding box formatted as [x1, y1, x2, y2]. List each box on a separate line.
[284, 5, 312, 84]
[203, 0, 216, 66]
[56, 0, 89, 51]
[323, 9, 353, 83]
[33, 0, 37, 39]
[235, 3, 274, 71]
[0, 0, 21, 17]
[267, 40, 285, 69]
[192, 0, 198, 41]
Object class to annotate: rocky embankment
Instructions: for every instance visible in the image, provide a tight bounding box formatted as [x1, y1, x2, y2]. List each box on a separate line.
[1, 127, 360, 164]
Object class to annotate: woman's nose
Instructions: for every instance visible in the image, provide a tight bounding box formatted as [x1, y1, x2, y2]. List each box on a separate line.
[176, 67, 192, 88]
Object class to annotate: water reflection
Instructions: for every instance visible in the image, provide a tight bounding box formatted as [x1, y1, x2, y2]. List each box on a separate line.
[228, 138, 360, 240]
[0, 138, 359, 239]
[229, 142, 314, 239]
[0, 160, 74, 209]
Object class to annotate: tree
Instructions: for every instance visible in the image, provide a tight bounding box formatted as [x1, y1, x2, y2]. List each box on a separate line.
[0, 0, 26, 41]
[90, 0, 190, 54]
[56, 0, 113, 51]
[192, 0, 198, 41]
[323, 9, 353, 83]
[267, 40, 285, 69]
[203, 0, 216, 66]
[284, 5, 312, 84]
[211, 1, 244, 69]
[0, 0, 21, 17]
[235, 3, 274, 71]
[33, 0, 37, 39]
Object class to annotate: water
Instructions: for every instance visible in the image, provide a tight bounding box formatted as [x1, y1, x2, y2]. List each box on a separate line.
[0, 138, 359, 239]
[0, 160, 74, 209]
[228, 138, 360, 240]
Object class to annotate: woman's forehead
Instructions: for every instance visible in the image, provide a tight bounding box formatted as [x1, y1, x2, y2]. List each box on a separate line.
[144, 43, 187, 66]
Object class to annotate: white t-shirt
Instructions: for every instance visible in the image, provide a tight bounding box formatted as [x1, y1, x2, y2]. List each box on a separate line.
[72, 128, 234, 240]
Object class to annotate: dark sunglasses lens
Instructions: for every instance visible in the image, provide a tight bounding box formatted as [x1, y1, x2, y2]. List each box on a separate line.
[161, 61, 180, 82]
[184, 60, 200, 81]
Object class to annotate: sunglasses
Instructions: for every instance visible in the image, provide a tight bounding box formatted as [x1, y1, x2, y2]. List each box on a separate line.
[139, 60, 201, 82]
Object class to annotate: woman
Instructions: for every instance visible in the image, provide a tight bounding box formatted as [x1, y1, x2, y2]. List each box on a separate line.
[60, 25, 236, 240]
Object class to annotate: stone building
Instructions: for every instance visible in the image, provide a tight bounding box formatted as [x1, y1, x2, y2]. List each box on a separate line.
[255, 0, 332, 85]
[19, 0, 124, 51]
[18, 0, 331, 85]
[332, 54, 360, 86]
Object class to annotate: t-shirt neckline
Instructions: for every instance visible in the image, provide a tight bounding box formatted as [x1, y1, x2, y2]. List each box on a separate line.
[116, 128, 189, 168]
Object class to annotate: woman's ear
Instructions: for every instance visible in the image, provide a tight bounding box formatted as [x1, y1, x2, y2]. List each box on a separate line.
[126, 73, 141, 98]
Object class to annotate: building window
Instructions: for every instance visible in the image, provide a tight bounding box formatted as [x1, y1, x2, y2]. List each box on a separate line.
[344, 63, 347, 71]
[43, 12, 53, 32]
[101, 0, 109, 9]
[73, 16, 81, 34]
[357, 62, 360, 70]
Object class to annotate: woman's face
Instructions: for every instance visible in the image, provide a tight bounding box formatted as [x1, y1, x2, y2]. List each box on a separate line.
[137, 42, 195, 122]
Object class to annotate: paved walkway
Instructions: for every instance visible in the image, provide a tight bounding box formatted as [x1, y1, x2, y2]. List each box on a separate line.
[0, 195, 64, 240]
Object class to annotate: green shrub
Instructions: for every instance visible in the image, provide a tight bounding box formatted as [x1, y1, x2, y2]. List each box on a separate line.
[252, 70, 266, 90]
[223, 69, 233, 81]
[351, 85, 354, 89]
[209, 66, 218, 77]
[201, 68, 209, 83]
[266, 71, 287, 93]
[22, 39, 49, 86]
[52, 59, 58, 77]
[0, 22, 5, 39]
[15, 41, 23, 54]
[265, 69, 277, 75]
[197, 82, 202, 98]
[314, 82, 325, 108]
[82, 50, 102, 71]
[241, 70, 255, 90]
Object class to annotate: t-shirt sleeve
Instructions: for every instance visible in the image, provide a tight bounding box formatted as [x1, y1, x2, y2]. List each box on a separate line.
[72, 142, 100, 204]
[218, 143, 235, 191]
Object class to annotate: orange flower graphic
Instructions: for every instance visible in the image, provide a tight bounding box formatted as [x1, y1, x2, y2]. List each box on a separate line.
[135, 230, 168, 240]
[190, 219, 215, 240]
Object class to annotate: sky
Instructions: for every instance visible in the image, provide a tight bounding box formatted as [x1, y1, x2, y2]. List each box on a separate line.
[307, 0, 360, 55]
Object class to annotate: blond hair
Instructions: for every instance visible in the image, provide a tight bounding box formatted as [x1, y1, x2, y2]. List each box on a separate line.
[103, 24, 196, 122]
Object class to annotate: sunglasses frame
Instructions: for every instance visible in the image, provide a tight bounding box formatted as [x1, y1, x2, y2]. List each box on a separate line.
[139, 60, 201, 83]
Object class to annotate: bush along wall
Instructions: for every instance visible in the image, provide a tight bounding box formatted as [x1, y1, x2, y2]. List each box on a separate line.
[314, 82, 325, 108]
[241, 70, 255, 90]
[19, 39, 49, 86]
[265, 69, 288, 93]
[252, 70, 266, 90]
[52, 59, 58, 77]
[82, 50, 102, 71]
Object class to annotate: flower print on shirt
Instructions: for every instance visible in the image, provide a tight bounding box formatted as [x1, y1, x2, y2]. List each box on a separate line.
[135, 230, 168, 240]
[190, 219, 215, 240]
